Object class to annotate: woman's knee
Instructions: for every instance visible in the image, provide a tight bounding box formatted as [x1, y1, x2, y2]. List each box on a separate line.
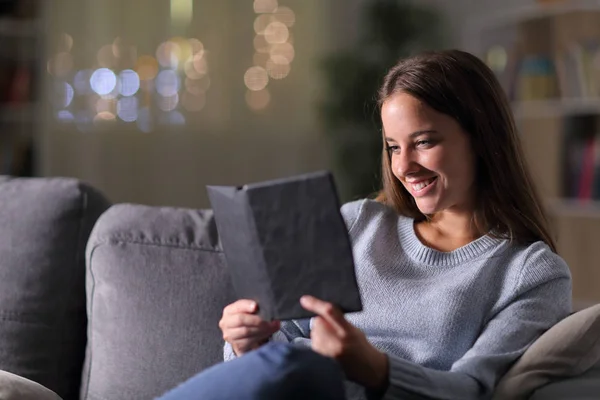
[157, 342, 346, 400]
[252, 342, 346, 400]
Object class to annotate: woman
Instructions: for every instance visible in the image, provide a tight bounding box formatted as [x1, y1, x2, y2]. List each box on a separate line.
[159, 49, 572, 400]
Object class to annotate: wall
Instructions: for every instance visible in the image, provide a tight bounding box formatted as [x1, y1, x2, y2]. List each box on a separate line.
[419, 0, 538, 49]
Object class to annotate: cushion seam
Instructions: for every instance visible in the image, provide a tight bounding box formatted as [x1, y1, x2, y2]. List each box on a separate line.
[82, 241, 100, 400]
[0, 315, 53, 325]
[90, 237, 222, 253]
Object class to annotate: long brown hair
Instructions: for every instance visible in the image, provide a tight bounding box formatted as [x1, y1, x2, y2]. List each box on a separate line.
[376, 49, 557, 251]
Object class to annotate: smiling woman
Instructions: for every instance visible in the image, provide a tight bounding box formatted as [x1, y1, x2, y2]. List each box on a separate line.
[376, 50, 557, 253]
[157, 49, 573, 400]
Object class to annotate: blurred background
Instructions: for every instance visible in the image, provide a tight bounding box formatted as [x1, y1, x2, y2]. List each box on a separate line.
[1, 0, 600, 306]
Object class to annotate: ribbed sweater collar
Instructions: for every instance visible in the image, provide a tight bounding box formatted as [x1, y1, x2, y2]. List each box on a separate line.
[396, 217, 504, 267]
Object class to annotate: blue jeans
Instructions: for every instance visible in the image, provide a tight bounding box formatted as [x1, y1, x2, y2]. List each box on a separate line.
[157, 342, 346, 400]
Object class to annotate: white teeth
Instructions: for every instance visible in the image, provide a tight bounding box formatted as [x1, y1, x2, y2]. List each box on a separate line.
[412, 178, 435, 191]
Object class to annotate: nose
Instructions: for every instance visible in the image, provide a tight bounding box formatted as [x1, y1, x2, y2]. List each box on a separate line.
[393, 148, 417, 178]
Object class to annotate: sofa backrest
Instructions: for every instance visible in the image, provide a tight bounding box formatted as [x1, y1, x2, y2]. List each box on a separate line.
[81, 204, 235, 400]
[0, 176, 111, 400]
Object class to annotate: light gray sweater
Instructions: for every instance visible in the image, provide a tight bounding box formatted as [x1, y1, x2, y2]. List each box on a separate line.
[224, 199, 572, 399]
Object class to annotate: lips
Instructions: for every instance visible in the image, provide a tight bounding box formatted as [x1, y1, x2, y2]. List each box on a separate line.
[409, 177, 437, 193]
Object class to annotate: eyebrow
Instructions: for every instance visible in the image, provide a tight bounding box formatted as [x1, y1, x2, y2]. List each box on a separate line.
[384, 130, 438, 142]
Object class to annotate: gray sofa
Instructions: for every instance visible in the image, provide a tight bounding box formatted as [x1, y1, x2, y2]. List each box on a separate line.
[0, 176, 599, 400]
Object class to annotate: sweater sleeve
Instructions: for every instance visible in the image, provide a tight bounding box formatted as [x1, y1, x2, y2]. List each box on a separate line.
[340, 199, 365, 232]
[375, 244, 572, 400]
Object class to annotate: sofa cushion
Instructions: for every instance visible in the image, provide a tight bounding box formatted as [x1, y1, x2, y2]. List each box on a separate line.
[81, 204, 235, 400]
[492, 303, 600, 400]
[529, 361, 600, 399]
[0, 177, 110, 400]
[0, 370, 62, 400]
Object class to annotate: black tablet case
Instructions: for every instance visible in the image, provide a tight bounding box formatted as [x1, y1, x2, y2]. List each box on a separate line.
[206, 171, 363, 321]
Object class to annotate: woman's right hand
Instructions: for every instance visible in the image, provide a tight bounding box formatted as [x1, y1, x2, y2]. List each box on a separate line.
[219, 299, 281, 356]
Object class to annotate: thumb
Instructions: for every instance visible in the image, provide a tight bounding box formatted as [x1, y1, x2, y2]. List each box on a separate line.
[267, 319, 280, 333]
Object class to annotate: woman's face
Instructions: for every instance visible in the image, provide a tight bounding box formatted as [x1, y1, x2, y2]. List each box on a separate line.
[381, 92, 476, 215]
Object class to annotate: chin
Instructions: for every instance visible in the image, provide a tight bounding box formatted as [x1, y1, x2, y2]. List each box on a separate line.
[414, 200, 442, 215]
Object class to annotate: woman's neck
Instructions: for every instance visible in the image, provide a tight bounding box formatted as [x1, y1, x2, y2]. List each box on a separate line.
[414, 209, 483, 252]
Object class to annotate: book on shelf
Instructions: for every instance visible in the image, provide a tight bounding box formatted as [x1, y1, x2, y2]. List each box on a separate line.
[487, 15, 600, 103]
[503, 40, 600, 103]
[561, 114, 600, 201]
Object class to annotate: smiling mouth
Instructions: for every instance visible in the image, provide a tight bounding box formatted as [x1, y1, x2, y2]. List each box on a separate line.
[411, 177, 437, 192]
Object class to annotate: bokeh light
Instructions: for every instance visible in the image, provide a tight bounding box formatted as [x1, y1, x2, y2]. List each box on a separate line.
[269, 42, 294, 63]
[96, 97, 116, 114]
[90, 68, 117, 96]
[273, 6, 295, 27]
[246, 89, 270, 110]
[264, 22, 289, 44]
[53, 82, 74, 108]
[112, 37, 124, 57]
[85, 93, 100, 112]
[156, 41, 181, 70]
[184, 58, 203, 79]
[170, 0, 193, 30]
[74, 70, 93, 95]
[117, 97, 139, 122]
[254, 0, 278, 14]
[266, 56, 291, 79]
[156, 70, 180, 97]
[192, 53, 208, 75]
[140, 79, 155, 93]
[97, 44, 117, 69]
[118, 69, 140, 96]
[244, 66, 269, 91]
[188, 38, 205, 56]
[158, 93, 179, 112]
[254, 35, 270, 53]
[58, 33, 73, 52]
[112, 37, 138, 69]
[51, 33, 213, 128]
[136, 55, 159, 81]
[93, 111, 116, 124]
[57, 110, 74, 122]
[185, 76, 211, 95]
[182, 91, 206, 112]
[171, 36, 193, 64]
[254, 14, 274, 35]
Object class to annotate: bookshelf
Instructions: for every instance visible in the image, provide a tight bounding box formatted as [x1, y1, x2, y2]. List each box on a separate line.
[466, 0, 600, 310]
[0, 0, 42, 177]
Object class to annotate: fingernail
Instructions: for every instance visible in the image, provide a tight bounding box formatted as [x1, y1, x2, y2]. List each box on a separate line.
[300, 296, 310, 305]
[249, 301, 257, 311]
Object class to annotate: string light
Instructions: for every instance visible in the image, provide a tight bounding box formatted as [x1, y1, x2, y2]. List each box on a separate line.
[246, 1, 296, 111]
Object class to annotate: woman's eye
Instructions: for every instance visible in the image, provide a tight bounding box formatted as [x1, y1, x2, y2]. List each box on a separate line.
[387, 145, 399, 153]
[416, 140, 433, 147]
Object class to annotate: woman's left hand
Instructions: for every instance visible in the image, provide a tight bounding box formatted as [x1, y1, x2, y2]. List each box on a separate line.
[300, 295, 389, 390]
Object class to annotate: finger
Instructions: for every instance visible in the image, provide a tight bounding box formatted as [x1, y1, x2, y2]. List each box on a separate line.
[300, 296, 347, 336]
[233, 338, 265, 355]
[223, 300, 257, 315]
[225, 325, 276, 342]
[220, 313, 265, 330]
[310, 317, 344, 357]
